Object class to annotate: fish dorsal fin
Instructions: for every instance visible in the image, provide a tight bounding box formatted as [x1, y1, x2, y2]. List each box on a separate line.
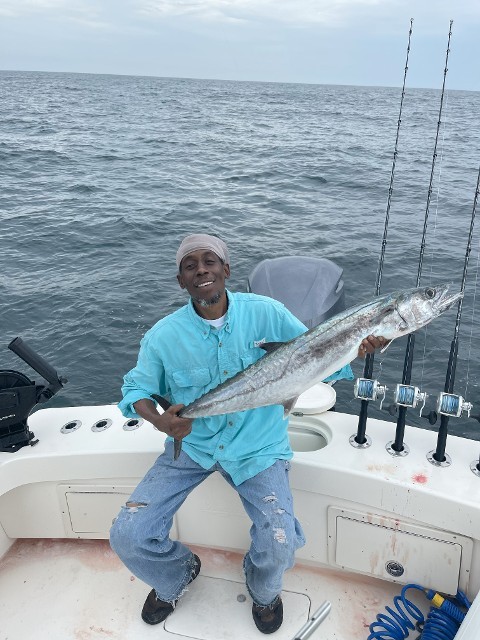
[283, 396, 299, 418]
[260, 341, 285, 354]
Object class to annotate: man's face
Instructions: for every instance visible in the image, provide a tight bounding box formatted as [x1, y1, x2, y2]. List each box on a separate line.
[177, 250, 230, 306]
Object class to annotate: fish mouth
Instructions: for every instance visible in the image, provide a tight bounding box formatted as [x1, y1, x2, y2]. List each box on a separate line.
[436, 286, 463, 313]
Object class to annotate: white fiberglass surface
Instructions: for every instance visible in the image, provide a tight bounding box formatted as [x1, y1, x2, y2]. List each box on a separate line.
[0, 538, 430, 640]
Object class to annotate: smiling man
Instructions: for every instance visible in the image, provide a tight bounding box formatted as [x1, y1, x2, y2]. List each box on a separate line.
[110, 233, 386, 634]
[178, 237, 231, 310]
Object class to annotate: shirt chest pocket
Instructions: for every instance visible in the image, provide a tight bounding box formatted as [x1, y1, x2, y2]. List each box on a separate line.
[170, 367, 212, 405]
[241, 348, 264, 370]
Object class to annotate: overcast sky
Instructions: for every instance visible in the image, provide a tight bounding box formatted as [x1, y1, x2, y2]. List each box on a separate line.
[1, 0, 479, 91]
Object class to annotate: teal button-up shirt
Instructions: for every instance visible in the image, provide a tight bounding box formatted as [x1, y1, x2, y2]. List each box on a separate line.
[119, 290, 351, 485]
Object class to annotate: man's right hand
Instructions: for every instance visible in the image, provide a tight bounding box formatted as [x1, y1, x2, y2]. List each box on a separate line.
[152, 403, 193, 440]
[132, 398, 193, 441]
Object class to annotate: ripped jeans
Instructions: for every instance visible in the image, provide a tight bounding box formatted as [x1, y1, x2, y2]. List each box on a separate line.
[109, 441, 305, 606]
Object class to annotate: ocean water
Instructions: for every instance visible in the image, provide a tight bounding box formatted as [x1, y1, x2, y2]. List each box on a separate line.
[1, 70, 480, 442]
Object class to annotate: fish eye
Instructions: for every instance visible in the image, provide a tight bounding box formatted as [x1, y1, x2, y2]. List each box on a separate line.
[424, 287, 435, 299]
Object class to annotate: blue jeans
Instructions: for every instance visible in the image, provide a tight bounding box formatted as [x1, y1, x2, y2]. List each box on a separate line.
[110, 441, 305, 606]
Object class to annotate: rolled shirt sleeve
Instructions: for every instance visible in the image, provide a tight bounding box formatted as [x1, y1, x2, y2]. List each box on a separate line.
[118, 334, 167, 418]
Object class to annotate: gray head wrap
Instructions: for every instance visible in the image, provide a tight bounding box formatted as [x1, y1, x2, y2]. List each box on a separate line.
[176, 234, 230, 270]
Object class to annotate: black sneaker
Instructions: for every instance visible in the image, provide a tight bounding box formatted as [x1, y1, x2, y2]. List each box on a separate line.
[141, 554, 201, 625]
[252, 596, 283, 634]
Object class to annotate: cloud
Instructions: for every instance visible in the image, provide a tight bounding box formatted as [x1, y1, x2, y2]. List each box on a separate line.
[133, 0, 480, 33]
[0, 0, 74, 17]
[0, 0, 116, 29]
[2, 0, 478, 30]
[136, 0, 387, 26]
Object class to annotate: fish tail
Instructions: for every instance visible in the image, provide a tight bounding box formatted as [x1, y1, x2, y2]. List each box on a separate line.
[174, 439, 182, 460]
[151, 394, 181, 461]
[151, 393, 172, 411]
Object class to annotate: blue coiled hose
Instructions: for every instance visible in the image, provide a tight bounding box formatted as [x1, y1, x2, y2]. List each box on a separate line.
[367, 583, 470, 640]
[422, 590, 470, 640]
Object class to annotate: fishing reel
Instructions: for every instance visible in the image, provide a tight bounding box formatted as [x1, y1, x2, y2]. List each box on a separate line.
[436, 392, 473, 418]
[0, 338, 66, 453]
[354, 378, 388, 409]
[420, 392, 474, 426]
[392, 384, 428, 416]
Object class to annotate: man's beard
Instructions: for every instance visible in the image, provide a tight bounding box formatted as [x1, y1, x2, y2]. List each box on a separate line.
[192, 290, 223, 308]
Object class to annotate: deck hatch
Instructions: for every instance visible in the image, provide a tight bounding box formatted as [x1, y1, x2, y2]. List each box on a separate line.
[58, 484, 177, 540]
[327, 506, 472, 595]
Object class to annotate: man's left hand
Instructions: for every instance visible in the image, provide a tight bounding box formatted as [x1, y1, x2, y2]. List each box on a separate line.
[357, 335, 389, 358]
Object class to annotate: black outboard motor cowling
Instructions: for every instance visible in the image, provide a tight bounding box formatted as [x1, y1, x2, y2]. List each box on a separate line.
[0, 370, 38, 450]
[0, 338, 66, 453]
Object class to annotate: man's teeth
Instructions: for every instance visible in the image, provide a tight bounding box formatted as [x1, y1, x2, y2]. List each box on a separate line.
[198, 282, 213, 287]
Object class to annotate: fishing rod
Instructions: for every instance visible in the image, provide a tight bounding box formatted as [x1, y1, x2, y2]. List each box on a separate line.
[353, 19, 414, 447]
[386, 20, 454, 456]
[430, 166, 480, 465]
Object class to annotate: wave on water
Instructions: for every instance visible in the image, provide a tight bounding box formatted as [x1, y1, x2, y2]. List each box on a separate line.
[1, 70, 480, 440]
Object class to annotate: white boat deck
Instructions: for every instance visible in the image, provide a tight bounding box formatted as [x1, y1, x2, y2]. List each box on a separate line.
[0, 538, 428, 640]
[2, 398, 480, 639]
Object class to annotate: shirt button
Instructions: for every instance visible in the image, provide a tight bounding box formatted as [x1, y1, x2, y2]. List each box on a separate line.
[228, 421, 233, 426]
[219, 445, 224, 450]
[223, 370, 228, 375]
[219, 342, 222, 347]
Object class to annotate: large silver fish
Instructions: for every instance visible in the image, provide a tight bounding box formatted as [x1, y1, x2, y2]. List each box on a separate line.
[161, 284, 461, 425]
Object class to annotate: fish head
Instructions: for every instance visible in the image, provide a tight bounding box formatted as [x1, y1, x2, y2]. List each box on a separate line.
[391, 283, 462, 336]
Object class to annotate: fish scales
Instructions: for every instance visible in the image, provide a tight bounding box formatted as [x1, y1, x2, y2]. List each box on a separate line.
[181, 300, 389, 415]
[177, 284, 462, 420]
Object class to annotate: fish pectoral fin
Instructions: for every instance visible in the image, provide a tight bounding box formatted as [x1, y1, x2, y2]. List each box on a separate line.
[260, 341, 285, 353]
[151, 393, 172, 412]
[283, 396, 299, 418]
